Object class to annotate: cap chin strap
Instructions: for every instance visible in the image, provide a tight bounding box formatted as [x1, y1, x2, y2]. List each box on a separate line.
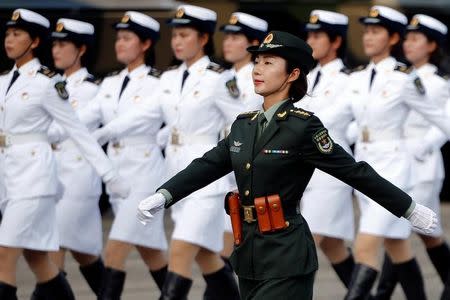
[15, 41, 34, 62]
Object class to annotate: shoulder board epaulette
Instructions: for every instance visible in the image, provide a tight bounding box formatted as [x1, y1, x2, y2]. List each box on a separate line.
[38, 66, 57, 78]
[165, 65, 179, 71]
[0, 70, 9, 76]
[340, 66, 352, 75]
[207, 62, 225, 73]
[435, 69, 450, 80]
[394, 63, 410, 74]
[84, 74, 102, 85]
[148, 68, 162, 78]
[352, 64, 367, 72]
[106, 70, 121, 77]
[237, 110, 259, 120]
[288, 108, 313, 120]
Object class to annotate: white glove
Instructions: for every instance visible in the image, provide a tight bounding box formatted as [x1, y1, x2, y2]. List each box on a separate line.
[156, 126, 171, 149]
[406, 202, 438, 234]
[47, 123, 67, 144]
[93, 127, 112, 146]
[137, 193, 166, 225]
[105, 175, 130, 199]
[413, 142, 432, 162]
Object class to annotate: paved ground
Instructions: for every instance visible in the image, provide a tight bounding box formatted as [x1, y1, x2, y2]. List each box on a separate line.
[15, 202, 449, 299]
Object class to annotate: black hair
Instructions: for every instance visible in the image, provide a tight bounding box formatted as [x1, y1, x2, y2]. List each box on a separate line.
[70, 40, 93, 68]
[25, 29, 52, 67]
[136, 34, 156, 67]
[326, 31, 347, 60]
[201, 32, 215, 57]
[386, 27, 405, 62]
[422, 34, 444, 67]
[286, 60, 308, 102]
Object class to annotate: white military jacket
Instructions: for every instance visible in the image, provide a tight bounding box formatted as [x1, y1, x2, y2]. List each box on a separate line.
[404, 64, 450, 183]
[319, 56, 450, 188]
[0, 59, 114, 200]
[50, 68, 102, 198]
[99, 56, 243, 197]
[79, 64, 165, 195]
[322, 56, 450, 142]
[296, 58, 352, 188]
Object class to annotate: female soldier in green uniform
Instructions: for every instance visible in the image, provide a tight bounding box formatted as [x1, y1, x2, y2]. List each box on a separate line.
[137, 31, 438, 299]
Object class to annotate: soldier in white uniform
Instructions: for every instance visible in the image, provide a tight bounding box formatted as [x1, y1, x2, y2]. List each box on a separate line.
[317, 6, 450, 299]
[0, 9, 128, 300]
[296, 10, 355, 289]
[93, 5, 242, 299]
[372, 15, 450, 299]
[46, 18, 105, 297]
[218, 11, 267, 268]
[67, 12, 169, 299]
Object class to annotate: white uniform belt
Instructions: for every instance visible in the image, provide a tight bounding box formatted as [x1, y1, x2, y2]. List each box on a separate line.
[170, 132, 218, 145]
[111, 135, 157, 148]
[359, 130, 403, 143]
[0, 133, 48, 147]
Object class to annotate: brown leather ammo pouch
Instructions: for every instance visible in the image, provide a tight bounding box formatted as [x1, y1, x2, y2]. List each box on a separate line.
[254, 194, 288, 233]
[225, 192, 243, 245]
[254, 196, 272, 233]
[267, 194, 288, 230]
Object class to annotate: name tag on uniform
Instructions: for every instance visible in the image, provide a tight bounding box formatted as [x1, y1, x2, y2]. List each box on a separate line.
[230, 140, 242, 153]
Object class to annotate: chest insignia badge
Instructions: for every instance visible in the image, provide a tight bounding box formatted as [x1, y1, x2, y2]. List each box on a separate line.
[230, 140, 242, 153]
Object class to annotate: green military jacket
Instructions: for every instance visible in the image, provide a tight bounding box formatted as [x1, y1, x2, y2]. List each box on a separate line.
[160, 101, 412, 280]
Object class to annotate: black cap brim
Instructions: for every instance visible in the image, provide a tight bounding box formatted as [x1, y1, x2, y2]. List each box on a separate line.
[247, 45, 314, 73]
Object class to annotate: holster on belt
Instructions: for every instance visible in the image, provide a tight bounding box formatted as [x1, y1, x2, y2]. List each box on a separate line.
[224, 191, 243, 245]
[254, 194, 288, 233]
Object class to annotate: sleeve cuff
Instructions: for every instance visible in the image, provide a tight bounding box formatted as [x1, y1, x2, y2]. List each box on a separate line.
[403, 201, 416, 219]
[157, 189, 173, 207]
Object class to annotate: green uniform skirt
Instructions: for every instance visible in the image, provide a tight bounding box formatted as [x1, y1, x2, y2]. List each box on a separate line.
[238, 272, 315, 299]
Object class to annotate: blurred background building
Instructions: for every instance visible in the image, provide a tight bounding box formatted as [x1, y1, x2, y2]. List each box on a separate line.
[0, 0, 449, 200]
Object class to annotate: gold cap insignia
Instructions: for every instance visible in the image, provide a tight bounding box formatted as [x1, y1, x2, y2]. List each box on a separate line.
[176, 8, 185, 18]
[369, 8, 379, 18]
[56, 22, 64, 32]
[229, 15, 238, 25]
[410, 17, 419, 26]
[11, 11, 20, 21]
[263, 33, 273, 44]
[121, 15, 130, 23]
[309, 15, 319, 24]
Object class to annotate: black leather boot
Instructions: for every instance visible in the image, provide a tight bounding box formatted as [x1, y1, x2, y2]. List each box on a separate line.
[80, 258, 105, 296]
[372, 253, 397, 300]
[203, 257, 235, 300]
[150, 265, 168, 291]
[33, 272, 75, 300]
[344, 264, 378, 300]
[202, 266, 240, 300]
[0, 281, 17, 300]
[441, 273, 450, 300]
[332, 252, 355, 288]
[159, 271, 192, 300]
[98, 267, 126, 300]
[394, 258, 426, 300]
[427, 242, 450, 283]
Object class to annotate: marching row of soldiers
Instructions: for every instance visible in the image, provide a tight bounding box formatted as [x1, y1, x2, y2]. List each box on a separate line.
[0, 2, 449, 300]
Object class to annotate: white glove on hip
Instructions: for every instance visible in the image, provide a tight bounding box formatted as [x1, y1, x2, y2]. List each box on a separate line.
[105, 175, 130, 199]
[93, 127, 112, 147]
[413, 142, 432, 162]
[406, 203, 438, 234]
[137, 193, 166, 225]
